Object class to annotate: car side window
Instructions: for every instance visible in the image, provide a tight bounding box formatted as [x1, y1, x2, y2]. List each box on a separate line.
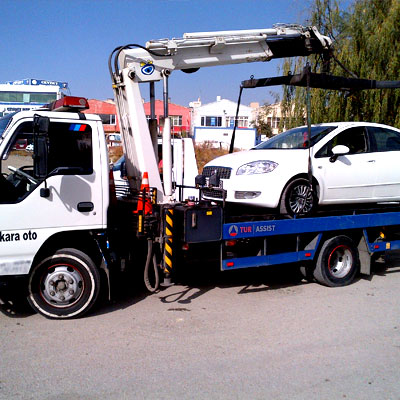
[315, 127, 369, 158]
[367, 126, 400, 152]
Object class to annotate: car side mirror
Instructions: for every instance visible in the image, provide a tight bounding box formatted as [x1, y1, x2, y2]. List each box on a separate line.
[330, 145, 350, 163]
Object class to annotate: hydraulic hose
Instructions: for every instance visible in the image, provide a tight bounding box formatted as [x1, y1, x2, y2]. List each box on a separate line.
[144, 238, 160, 292]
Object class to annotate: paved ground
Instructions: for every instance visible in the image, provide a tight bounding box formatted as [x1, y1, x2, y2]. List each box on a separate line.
[1, 255, 400, 400]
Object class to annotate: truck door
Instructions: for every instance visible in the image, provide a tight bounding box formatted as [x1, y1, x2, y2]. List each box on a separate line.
[0, 117, 106, 276]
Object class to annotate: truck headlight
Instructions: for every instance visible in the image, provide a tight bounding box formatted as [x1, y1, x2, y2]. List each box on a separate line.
[236, 160, 278, 175]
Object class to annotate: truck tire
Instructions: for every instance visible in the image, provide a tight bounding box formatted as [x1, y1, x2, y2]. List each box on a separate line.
[28, 248, 101, 319]
[279, 178, 316, 217]
[313, 236, 359, 287]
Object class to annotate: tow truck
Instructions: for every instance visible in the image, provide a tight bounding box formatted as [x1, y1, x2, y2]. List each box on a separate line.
[1, 24, 398, 319]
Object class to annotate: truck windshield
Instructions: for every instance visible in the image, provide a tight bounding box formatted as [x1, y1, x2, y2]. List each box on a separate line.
[254, 125, 337, 150]
[0, 113, 15, 138]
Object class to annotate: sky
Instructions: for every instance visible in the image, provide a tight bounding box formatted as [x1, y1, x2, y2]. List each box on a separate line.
[1, 0, 337, 107]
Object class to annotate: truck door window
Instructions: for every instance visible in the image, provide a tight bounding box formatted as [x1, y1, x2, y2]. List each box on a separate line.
[0, 120, 93, 204]
[48, 122, 93, 175]
[0, 121, 36, 203]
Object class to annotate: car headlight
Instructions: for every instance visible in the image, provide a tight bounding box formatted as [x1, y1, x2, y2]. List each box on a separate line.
[236, 160, 278, 175]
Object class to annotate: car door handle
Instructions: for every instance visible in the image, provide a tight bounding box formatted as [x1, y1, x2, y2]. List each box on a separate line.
[77, 202, 94, 212]
[367, 160, 376, 163]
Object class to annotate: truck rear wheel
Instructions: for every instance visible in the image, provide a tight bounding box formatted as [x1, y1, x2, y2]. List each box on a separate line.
[313, 236, 359, 287]
[28, 248, 100, 319]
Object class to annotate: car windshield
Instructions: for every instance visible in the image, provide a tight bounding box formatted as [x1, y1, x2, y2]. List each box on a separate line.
[0, 113, 15, 138]
[254, 125, 337, 150]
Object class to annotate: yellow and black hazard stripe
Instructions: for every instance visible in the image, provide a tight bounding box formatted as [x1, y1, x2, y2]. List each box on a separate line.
[163, 208, 174, 276]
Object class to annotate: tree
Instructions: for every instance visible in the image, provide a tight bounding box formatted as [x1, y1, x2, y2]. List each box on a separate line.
[253, 103, 273, 138]
[280, 0, 400, 128]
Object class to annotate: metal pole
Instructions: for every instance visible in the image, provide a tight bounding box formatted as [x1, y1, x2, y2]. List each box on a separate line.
[162, 72, 172, 197]
[150, 82, 156, 119]
[306, 64, 313, 191]
[149, 82, 158, 161]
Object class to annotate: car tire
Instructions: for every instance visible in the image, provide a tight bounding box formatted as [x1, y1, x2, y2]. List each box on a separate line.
[279, 177, 316, 217]
[28, 248, 100, 319]
[313, 236, 359, 287]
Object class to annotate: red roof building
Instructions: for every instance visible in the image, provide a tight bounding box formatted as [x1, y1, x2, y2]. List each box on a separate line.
[84, 99, 120, 133]
[143, 100, 191, 135]
[84, 98, 191, 136]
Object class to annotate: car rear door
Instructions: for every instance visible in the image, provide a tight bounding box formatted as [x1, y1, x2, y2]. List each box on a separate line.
[367, 126, 400, 199]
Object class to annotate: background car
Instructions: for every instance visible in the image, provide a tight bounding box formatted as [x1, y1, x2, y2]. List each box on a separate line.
[111, 156, 130, 197]
[202, 122, 400, 216]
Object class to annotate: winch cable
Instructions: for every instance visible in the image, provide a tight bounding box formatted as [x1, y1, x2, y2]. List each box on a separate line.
[144, 238, 160, 292]
[229, 85, 244, 153]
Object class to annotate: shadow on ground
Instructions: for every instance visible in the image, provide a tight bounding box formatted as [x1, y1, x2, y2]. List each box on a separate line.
[2, 251, 400, 319]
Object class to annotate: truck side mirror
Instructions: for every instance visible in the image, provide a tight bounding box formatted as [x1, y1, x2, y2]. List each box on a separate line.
[34, 114, 50, 133]
[33, 115, 50, 179]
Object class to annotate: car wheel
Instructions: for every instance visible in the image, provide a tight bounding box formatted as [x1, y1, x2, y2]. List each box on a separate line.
[280, 178, 316, 217]
[28, 248, 100, 319]
[313, 236, 359, 287]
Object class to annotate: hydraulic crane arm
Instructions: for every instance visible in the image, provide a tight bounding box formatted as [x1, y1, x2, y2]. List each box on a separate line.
[118, 25, 331, 82]
[109, 24, 332, 203]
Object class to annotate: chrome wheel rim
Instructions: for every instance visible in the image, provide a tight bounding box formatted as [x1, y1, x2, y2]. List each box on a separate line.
[289, 184, 314, 214]
[40, 265, 84, 308]
[328, 245, 353, 278]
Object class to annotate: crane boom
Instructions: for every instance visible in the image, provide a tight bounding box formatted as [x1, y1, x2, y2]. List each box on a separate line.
[109, 24, 332, 202]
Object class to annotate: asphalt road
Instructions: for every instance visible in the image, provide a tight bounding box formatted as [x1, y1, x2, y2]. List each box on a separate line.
[1, 255, 400, 400]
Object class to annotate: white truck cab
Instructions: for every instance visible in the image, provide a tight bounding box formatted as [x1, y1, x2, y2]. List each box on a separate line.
[0, 96, 197, 318]
[0, 98, 110, 317]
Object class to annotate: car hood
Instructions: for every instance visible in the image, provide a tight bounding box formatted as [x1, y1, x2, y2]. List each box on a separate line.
[204, 149, 309, 171]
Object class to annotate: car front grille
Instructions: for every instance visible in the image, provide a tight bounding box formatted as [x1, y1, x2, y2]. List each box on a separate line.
[202, 166, 232, 179]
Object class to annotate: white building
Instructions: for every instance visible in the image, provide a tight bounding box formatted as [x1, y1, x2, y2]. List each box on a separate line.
[252, 102, 285, 138]
[190, 96, 258, 150]
[0, 79, 68, 117]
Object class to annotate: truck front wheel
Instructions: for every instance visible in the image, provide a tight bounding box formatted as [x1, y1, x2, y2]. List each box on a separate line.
[28, 248, 100, 319]
[313, 236, 359, 287]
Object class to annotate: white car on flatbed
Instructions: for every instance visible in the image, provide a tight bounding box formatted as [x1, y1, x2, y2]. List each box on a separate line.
[202, 122, 400, 216]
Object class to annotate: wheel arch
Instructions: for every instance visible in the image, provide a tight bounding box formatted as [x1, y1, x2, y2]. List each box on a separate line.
[31, 230, 104, 275]
[280, 173, 321, 203]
